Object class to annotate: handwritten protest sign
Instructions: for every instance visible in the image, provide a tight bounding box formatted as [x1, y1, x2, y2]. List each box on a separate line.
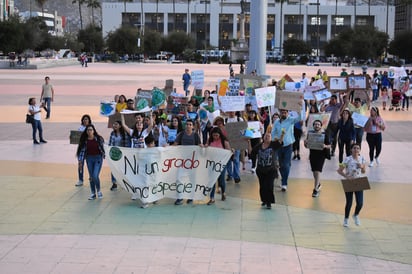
[275, 90, 302, 112]
[219, 96, 245, 112]
[135, 89, 152, 108]
[105, 145, 232, 202]
[351, 112, 369, 127]
[191, 70, 204, 90]
[348, 75, 367, 89]
[236, 74, 263, 90]
[303, 86, 320, 100]
[166, 96, 188, 115]
[306, 132, 325, 150]
[247, 121, 262, 138]
[100, 101, 116, 117]
[225, 121, 248, 150]
[228, 78, 241, 96]
[328, 76, 348, 91]
[255, 86, 276, 108]
[307, 113, 331, 131]
[313, 89, 332, 102]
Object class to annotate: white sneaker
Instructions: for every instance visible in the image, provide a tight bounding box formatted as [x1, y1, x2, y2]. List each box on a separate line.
[250, 168, 256, 174]
[97, 192, 103, 199]
[352, 215, 361, 226]
[343, 218, 349, 227]
[281, 185, 287, 192]
[375, 158, 380, 165]
[75, 180, 83, 186]
[369, 161, 374, 167]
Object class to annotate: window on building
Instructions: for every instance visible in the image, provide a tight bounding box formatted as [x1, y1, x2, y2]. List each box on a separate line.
[287, 16, 298, 25]
[310, 16, 320, 25]
[175, 14, 184, 24]
[334, 17, 344, 26]
[268, 15, 275, 23]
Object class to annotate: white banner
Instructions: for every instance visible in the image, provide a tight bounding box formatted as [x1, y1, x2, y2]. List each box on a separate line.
[105, 145, 232, 203]
[191, 70, 204, 90]
[219, 96, 246, 112]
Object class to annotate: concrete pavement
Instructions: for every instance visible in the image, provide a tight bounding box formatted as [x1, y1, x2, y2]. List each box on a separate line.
[0, 63, 411, 273]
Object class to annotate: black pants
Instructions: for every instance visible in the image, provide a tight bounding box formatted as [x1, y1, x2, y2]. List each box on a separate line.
[256, 167, 276, 205]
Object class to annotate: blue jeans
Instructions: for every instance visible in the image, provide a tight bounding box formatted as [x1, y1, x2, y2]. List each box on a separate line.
[344, 191, 363, 218]
[31, 119, 44, 141]
[184, 84, 190, 97]
[372, 88, 379, 101]
[354, 127, 364, 147]
[210, 166, 226, 199]
[43, 97, 51, 118]
[86, 155, 103, 195]
[226, 150, 240, 180]
[278, 144, 293, 186]
[78, 158, 85, 182]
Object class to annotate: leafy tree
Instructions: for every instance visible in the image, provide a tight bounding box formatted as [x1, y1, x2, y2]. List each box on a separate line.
[0, 15, 26, 53]
[106, 26, 139, 56]
[87, 0, 101, 26]
[388, 31, 412, 61]
[72, 0, 87, 30]
[23, 17, 50, 51]
[162, 32, 195, 56]
[78, 24, 104, 53]
[143, 30, 162, 56]
[324, 38, 347, 59]
[283, 38, 311, 56]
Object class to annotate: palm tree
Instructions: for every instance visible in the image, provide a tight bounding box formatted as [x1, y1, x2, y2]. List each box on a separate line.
[35, 0, 48, 17]
[87, 0, 101, 26]
[275, 0, 287, 55]
[72, 0, 87, 30]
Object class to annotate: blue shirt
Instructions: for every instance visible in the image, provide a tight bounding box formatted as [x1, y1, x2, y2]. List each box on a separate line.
[271, 115, 301, 147]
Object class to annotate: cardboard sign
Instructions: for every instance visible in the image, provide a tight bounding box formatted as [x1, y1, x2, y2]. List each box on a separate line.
[69, 130, 82, 145]
[307, 113, 331, 131]
[135, 89, 152, 108]
[275, 90, 302, 112]
[166, 96, 188, 115]
[348, 75, 367, 90]
[353, 90, 369, 104]
[328, 76, 348, 91]
[247, 121, 262, 139]
[341, 177, 371, 192]
[107, 112, 136, 128]
[306, 132, 325, 150]
[225, 121, 249, 150]
[236, 74, 264, 90]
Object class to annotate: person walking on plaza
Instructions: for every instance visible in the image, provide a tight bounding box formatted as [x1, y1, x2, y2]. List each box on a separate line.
[28, 97, 47, 145]
[271, 109, 301, 192]
[337, 143, 367, 227]
[345, 96, 370, 147]
[76, 124, 105, 200]
[250, 132, 284, 209]
[337, 108, 356, 164]
[225, 111, 244, 183]
[173, 119, 203, 205]
[321, 94, 344, 157]
[182, 68, 191, 97]
[364, 106, 386, 167]
[40, 76, 54, 119]
[75, 114, 92, 187]
[206, 127, 231, 205]
[304, 120, 330, 197]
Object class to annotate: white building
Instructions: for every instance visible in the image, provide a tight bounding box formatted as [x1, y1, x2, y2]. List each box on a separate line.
[19, 10, 64, 36]
[102, 0, 395, 56]
[0, 0, 15, 21]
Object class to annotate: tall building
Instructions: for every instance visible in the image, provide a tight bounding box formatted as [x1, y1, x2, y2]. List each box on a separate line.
[1, 0, 15, 21]
[19, 11, 65, 36]
[102, 0, 395, 56]
[395, 0, 412, 35]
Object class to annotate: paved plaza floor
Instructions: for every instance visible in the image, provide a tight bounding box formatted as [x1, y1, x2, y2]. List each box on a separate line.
[0, 62, 411, 273]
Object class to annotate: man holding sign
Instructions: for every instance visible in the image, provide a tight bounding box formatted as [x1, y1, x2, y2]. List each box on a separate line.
[271, 109, 301, 192]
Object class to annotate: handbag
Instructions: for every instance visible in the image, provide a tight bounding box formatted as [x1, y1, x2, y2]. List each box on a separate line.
[324, 147, 331, 160]
[26, 114, 34, 124]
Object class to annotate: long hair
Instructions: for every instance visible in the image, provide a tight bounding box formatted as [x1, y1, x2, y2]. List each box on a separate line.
[208, 126, 227, 148]
[80, 114, 92, 125]
[371, 106, 380, 117]
[113, 120, 128, 146]
[76, 124, 102, 157]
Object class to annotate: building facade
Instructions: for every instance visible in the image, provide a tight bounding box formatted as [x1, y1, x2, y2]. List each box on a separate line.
[102, 0, 395, 56]
[1, 0, 15, 21]
[19, 11, 64, 36]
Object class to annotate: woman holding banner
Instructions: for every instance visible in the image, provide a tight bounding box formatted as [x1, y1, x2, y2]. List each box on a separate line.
[337, 143, 367, 227]
[206, 127, 231, 205]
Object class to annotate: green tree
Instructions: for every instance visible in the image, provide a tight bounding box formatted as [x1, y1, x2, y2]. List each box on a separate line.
[143, 29, 162, 56]
[106, 26, 139, 56]
[162, 32, 195, 57]
[0, 15, 26, 53]
[23, 17, 50, 51]
[388, 31, 412, 61]
[72, 0, 87, 30]
[283, 38, 311, 56]
[78, 24, 104, 53]
[87, 0, 101, 26]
